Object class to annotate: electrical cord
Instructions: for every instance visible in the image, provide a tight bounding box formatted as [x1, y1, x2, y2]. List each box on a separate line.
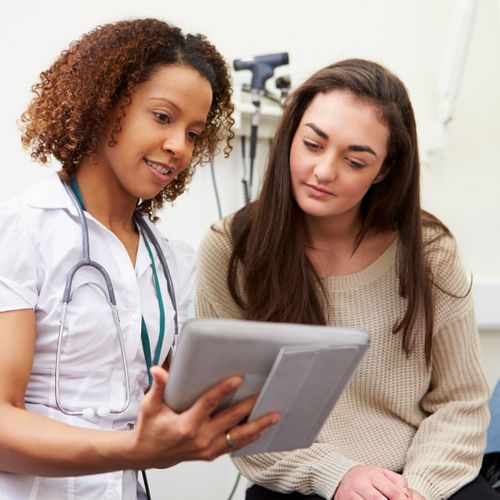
[141, 469, 152, 500]
[227, 472, 242, 500]
[239, 80, 288, 206]
[241, 83, 283, 105]
[209, 158, 223, 220]
[127, 421, 151, 500]
[241, 136, 250, 205]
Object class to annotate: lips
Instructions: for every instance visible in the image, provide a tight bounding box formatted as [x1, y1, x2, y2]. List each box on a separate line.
[144, 157, 175, 175]
[305, 182, 335, 196]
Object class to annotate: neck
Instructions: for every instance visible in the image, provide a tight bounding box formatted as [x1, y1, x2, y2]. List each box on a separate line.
[304, 211, 362, 251]
[75, 158, 138, 233]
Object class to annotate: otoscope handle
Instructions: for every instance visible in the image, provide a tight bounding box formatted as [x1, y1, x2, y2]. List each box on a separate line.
[233, 52, 289, 90]
[233, 52, 289, 71]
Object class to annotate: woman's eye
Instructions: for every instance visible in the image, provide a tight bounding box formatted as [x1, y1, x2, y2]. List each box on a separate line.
[154, 111, 170, 123]
[347, 158, 365, 169]
[187, 131, 201, 143]
[304, 140, 321, 151]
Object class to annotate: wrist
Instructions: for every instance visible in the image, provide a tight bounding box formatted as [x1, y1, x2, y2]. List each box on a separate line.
[91, 427, 141, 472]
[120, 426, 143, 470]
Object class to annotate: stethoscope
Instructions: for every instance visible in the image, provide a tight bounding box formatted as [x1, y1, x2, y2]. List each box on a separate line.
[55, 180, 178, 419]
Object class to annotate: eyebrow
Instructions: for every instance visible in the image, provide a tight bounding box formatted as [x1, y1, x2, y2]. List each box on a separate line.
[304, 122, 378, 157]
[150, 97, 179, 111]
[149, 97, 207, 128]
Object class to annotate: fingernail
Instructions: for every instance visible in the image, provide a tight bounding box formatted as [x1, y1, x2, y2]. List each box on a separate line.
[229, 377, 243, 389]
[271, 414, 281, 424]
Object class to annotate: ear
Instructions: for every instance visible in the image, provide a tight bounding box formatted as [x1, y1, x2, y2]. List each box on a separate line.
[372, 165, 390, 184]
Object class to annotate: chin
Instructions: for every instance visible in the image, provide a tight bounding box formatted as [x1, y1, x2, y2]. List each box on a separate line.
[297, 199, 336, 218]
[128, 183, 166, 202]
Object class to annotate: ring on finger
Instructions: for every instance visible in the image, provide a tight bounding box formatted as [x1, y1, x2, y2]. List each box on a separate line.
[225, 431, 236, 449]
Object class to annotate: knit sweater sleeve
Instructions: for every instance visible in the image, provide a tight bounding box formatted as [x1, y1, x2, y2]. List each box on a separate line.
[403, 233, 490, 499]
[233, 447, 359, 499]
[195, 222, 360, 499]
[195, 220, 246, 320]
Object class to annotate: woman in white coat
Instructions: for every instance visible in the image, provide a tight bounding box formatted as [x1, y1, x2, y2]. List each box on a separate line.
[0, 18, 279, 499]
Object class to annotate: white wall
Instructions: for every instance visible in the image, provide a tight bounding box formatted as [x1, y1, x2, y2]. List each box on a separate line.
[3, 1, 500, 270]
[1, 1, 499, 498]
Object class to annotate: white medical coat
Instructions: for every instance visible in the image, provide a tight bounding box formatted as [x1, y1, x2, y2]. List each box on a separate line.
[0, 173, 195, 499]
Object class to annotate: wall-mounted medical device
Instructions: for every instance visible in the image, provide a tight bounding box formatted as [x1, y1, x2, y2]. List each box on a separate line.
[233, 52, 290, 203]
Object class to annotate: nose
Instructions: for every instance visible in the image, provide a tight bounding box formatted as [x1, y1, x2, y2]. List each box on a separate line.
[161, 128, 187, 160]
[314, 157, 337, 184]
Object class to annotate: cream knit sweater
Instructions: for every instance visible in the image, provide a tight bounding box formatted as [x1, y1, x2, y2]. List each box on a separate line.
[195, 220, 490, 500]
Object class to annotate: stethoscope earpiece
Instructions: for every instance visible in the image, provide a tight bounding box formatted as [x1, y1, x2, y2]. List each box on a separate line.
[81, 407, 110, 418]
[97, 406, 111, 417]
[82, 408, 95, 419]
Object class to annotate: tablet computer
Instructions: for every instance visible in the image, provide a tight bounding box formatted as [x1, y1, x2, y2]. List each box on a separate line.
[163, 318, 370, 455]
[164, 318, 369, 413]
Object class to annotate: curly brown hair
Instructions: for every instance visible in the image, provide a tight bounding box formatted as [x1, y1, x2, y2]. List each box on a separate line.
[20, 18, 234, 219]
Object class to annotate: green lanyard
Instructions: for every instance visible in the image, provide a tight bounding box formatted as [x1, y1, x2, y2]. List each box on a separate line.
[70, 179, 165, 387]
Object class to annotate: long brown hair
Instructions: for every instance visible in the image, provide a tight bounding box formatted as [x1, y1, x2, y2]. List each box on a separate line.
[228, 59, 450, 363]
[20, 18, 234, 220]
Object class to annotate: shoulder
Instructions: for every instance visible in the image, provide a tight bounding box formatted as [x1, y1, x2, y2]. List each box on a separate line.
[0, 190, 43, 310]
[196, 214, 246, 318]
[0, 190, 38, 243]
[0, 196, 23, 221]
[161, 235, 196, 266]
[196, 215, 236, 289]
[0, 173, 68, 235]
[141, 216, 196, 277]
[0, 180, 36, 216]
[198, 216, 234, 267]
[197, 202, 254, 265]
[422, 216, 455, 254]
[163, 238, 196, 278]
[421, 216, 473, 324]
[422, 221, 464, 287]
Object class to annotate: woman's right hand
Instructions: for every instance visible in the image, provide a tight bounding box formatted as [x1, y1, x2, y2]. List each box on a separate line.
[128, 366, 281, 469]
[334, 465, 410, 500]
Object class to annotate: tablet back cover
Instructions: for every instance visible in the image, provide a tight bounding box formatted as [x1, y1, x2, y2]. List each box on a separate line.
[232, 344, 363, 456]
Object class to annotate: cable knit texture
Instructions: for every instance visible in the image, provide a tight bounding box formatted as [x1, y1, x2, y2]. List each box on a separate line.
[195, 219, 490, 500]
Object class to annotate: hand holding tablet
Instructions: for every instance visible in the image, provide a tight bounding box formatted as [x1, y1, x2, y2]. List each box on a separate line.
[164, 318, 369, 455]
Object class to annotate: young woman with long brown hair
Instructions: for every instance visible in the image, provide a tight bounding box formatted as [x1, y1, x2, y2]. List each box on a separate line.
[196, 59, 495, 499]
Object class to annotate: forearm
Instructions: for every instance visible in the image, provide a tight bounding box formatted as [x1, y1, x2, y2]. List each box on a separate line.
[403, 312, 490, 499]
[234, 444, 359, 499]
[0, 310, 134, 476]
[0, 403, 135, 476]
[403, 404, 489, 499]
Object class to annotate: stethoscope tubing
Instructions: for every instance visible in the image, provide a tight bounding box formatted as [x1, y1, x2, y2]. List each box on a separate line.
[55, 182, 178, 418]
[134, 213, 178, 346]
